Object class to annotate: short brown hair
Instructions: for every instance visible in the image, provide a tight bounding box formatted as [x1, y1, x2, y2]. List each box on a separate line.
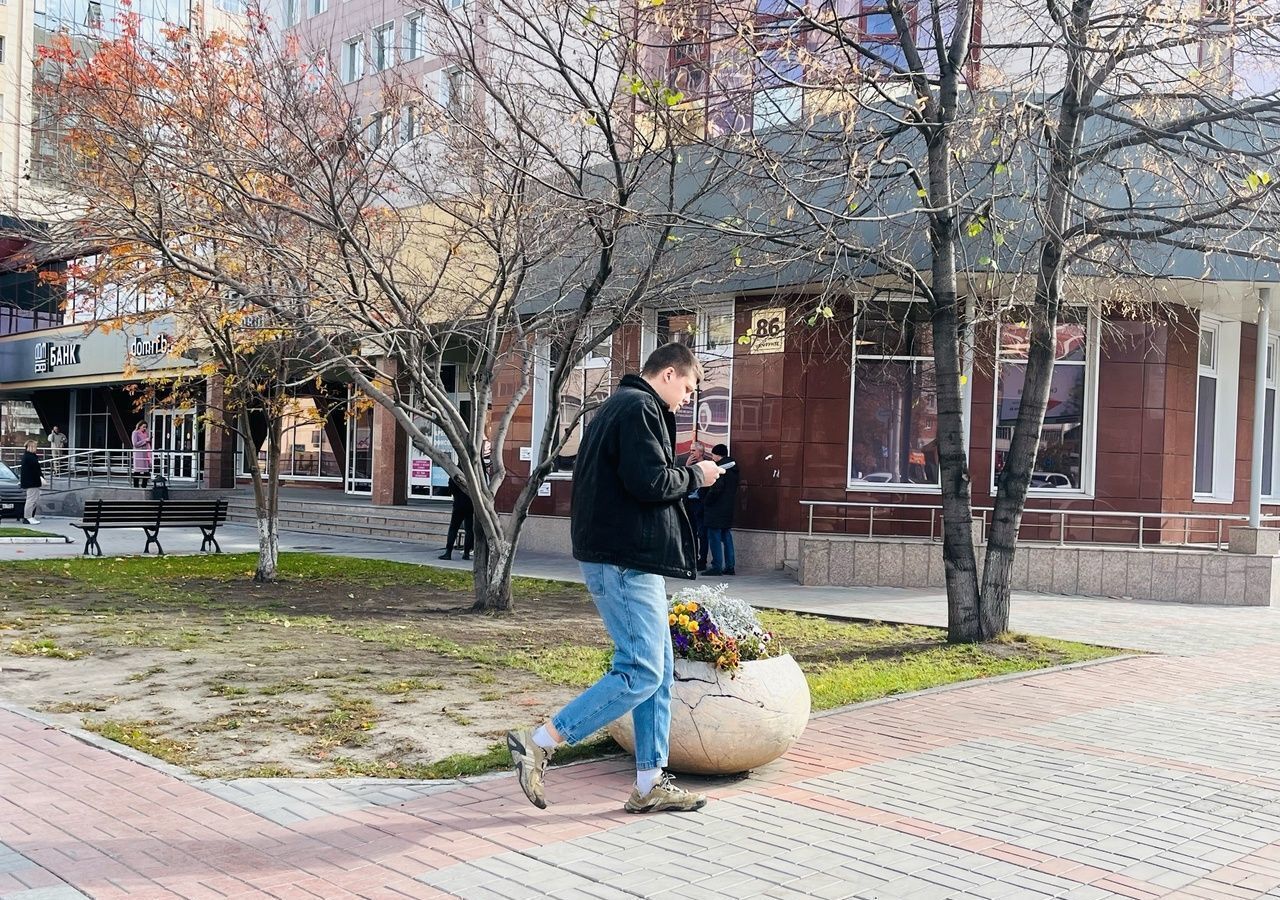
[641, 342, 703, 381]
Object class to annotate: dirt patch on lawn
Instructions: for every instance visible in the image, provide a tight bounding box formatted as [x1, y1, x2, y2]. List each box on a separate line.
[0, 572, 608, 778]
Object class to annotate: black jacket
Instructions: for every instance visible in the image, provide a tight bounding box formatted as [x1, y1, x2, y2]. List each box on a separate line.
[20, 451, 42, 489]
[703, 455, 740, 529]
[571, 374, 704, 579]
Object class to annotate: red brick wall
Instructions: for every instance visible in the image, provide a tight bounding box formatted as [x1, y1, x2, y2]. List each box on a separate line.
[490, 301, 1268, 543]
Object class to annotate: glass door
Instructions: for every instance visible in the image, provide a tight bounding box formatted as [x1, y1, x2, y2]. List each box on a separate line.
[345, 400, 373, 495]
[407, 365, 468, 500]
[151, 408, 197, 481]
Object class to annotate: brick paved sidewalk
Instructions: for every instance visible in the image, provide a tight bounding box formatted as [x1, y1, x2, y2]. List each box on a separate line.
[5, 611, 1280, 900]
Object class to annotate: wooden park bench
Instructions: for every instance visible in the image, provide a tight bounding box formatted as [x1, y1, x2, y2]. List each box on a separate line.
[72, 499, 228, 557]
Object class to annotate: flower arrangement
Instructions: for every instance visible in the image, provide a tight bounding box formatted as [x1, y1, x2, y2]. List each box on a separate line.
[668, 584, 775, 675]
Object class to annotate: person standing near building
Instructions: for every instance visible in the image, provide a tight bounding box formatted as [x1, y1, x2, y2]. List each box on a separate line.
[20, 441, 43, 525]
[131, 421, 152, 488]
[702, 443, 739, 576]
[440, 435, 491, 561]
[440, 474, 474, 561]
[47, 426, 67, 476]
[679, 441, 709, 572]
[506, 342, 721, 814]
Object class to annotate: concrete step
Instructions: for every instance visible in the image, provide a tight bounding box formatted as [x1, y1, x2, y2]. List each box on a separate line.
[224, 498, 453, 545]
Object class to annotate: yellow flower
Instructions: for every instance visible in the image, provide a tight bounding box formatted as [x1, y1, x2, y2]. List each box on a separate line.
[686, 602, 698, 612]
[678, 614, 689, 626]
[688, 621, 699, 632]
[716, 655, 726, 666]
[668, 614, 677, 625]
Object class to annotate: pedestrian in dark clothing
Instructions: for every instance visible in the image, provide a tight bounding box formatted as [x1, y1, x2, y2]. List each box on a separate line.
[506, 342, 722, 815]
[20, 441, 43, 525]
[440, 475, 474, 561]
[702, 443, 739, 576]
[679, 442, 709, 571]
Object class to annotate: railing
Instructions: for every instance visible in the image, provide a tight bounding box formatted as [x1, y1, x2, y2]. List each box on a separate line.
[0, 445, 215, 490]
[800, 500, 1280, 551]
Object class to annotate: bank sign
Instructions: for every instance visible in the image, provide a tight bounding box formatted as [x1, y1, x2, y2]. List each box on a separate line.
[0, 318, 193, 384]
[33, 341, 83, 374]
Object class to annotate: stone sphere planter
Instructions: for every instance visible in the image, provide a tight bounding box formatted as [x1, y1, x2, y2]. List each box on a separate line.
[607, 653, 811, 775]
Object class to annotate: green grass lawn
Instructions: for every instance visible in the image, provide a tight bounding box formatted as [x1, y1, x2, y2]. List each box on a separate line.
[0, 552, 1123, 778]
[0, 527, 61, 538]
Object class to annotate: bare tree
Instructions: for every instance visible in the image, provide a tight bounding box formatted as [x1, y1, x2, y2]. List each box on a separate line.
[652, 0, 1280, 639]
[25, 0, 744, 610]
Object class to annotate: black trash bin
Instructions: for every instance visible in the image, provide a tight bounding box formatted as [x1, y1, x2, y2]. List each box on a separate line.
[150, 475, 170, 501]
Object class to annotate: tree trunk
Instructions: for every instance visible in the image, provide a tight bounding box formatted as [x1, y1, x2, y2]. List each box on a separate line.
[244, 406, 281, 584]
[979, 0, 1090, 637]
[931, 288, 982, 642]
[471, 526, 515, 613]
[923, 76, 982, 643]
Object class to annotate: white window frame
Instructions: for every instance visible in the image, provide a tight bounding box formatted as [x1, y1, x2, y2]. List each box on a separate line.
[639, 299, 736, 454]
[284, 0, 299, 26]
[342, 36, 364, 84]
[1194, 316, 1240, 502]
[531, 327, 614, 480]
[404, 12, 423, 61]
[443, 65, 469, 115]
[846, 297, 948, 494]
[372, 21, 394, 71]
[308, 0, 325, 16]
[989, 309, 1099, 498]
[1263, 336, 1278, 501]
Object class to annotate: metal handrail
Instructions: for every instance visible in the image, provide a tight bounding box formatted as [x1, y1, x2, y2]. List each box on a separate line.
[800, 499, 1280, 551]
[0, 444, 207, 490]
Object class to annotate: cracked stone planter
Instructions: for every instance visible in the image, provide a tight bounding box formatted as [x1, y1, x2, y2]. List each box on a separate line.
[606, 654, 811, 775]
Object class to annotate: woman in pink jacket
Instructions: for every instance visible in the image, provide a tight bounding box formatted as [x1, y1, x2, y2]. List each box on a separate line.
[131, 421, 153, 488]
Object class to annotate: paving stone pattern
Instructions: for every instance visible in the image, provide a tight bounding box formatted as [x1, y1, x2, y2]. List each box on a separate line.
[6, 533, 1280, 897]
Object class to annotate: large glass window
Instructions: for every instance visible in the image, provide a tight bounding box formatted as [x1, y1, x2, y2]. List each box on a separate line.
[850, 302, 939, 487]
[1195, 325, 1218, 495]
[549, 335, 612, 475]
[1263, 339, 1275, 497]
[654, 304, 734, 453]
[244, 397, 342, 481]
[993, 310, 1091, 492]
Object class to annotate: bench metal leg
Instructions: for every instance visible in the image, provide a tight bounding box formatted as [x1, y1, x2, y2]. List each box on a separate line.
[83, 528, 101, 557]
[143, 527, 164, 555]
[200, 527, 221, 553]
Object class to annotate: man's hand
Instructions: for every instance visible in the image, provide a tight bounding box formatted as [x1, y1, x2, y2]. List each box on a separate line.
[695, 460, 722, 487]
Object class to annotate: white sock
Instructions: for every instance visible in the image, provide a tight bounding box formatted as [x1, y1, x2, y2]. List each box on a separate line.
[532, 725, 558, 751]
[636, 767, 663, 795]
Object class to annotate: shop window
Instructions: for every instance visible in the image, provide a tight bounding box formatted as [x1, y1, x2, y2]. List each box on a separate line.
[849, 302, 939, 488]
[533, 330, 614, 477]
[1193, 318, 1240, 500]
[650, 304, 735, 453]
[992, 309, 1095, 494]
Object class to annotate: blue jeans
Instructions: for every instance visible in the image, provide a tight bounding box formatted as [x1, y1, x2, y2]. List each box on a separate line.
[552, 563, 672, 770]
[708, 528, 735, 571]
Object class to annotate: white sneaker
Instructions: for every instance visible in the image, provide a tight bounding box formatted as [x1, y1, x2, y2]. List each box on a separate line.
[26, 518, 40, 525]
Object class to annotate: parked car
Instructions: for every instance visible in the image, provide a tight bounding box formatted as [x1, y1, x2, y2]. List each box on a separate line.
[0, 463, 25, 521]
[1030, 471, 1073, 489]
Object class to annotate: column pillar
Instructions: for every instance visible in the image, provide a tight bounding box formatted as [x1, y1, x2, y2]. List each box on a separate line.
[371, 357, 408, 506]
[203, 375, 238, 490]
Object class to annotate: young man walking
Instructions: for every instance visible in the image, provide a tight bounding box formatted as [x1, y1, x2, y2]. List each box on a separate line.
[507, 343, 722, 813]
